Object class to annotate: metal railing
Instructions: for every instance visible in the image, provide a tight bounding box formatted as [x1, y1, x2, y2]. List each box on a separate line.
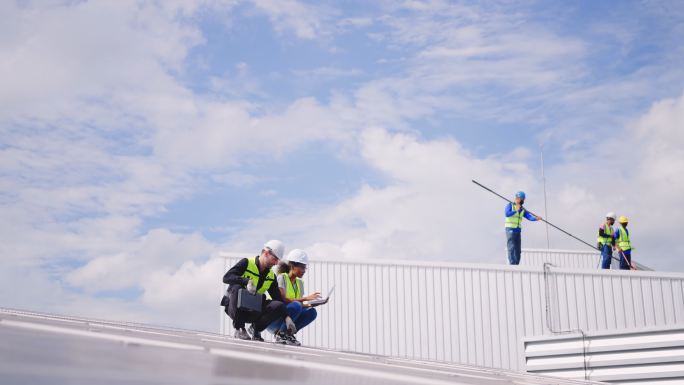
[520, 248, 652, 270]
[219, 251, 683, 372]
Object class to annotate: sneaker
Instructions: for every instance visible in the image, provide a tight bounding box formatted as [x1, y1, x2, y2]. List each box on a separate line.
[273, 331, 288, 344]
[248, 325, 264, 342]
[282, 332, 301, 346]
[234, 328, 251, 340]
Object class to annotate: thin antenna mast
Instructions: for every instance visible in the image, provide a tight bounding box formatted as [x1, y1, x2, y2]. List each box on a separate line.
[541, 144, 550, 249]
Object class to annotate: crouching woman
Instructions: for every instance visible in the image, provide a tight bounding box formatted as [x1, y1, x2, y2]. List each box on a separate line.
[268, 249, 320, 345]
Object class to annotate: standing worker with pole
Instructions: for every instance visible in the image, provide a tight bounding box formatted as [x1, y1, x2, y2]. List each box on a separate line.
[614, 216, 635, 270]
[473, 180, 633, 269]
[505, 191, 542, 265]
[597, 212, 616, 269]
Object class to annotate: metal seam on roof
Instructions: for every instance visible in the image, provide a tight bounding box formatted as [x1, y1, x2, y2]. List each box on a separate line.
[0, 319, 204, 351]
[0, 308, 605, 385]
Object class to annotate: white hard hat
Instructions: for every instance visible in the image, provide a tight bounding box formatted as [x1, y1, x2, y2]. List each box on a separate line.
[263, 240, 285, 260]
[606, 212, 616, 220]
[285, 249, 309, 265]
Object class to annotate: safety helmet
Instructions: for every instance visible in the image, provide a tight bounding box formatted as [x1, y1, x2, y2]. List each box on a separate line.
[606, 212, 616, 220]
[285, 249, 309, 265]
[515, 191, 526, 200]
[618, 216, 629, 223]
[263, 240, 285, 260]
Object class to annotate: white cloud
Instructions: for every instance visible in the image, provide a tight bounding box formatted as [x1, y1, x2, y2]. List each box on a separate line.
[211, 171, 262, 187]
[0, 0, 360, 270]
[209, 62, 267, 98]
[142, 258, 224, 306]
[141, 259, 229, 331]
[250, 0, 334, 39]
[66, 229, 215, 293]
[0, 1, 202, 121]
[221, 126, 539, 263]
[337, 16, 374, 29]
[292, 66, 363, 79]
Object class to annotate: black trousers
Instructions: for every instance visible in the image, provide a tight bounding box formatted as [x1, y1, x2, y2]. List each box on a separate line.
[223, 285, 287, 332]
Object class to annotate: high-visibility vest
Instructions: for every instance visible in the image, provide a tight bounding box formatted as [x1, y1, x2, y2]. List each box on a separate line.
[617, 227, 632, 250]
[279, 273, 302, 300]
[598, 222, 613, 246]
[242, 256, 275, 294]
[505, 204, 525, 229]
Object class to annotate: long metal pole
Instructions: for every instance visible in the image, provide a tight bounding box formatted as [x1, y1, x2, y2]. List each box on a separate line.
[540, 145, 551, 249]
[472, 179, 626, 265]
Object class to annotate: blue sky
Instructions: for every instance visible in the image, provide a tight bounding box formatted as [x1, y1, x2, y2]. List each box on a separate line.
[1, 0, 683, 331]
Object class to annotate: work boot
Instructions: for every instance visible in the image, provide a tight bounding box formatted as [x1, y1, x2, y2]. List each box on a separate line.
[248, 324, 264, 342]
[284, 332, 301, 346]
[273, 331, 288, 344]
[275, 331, 300, 346]
[234, 328, 251, 340]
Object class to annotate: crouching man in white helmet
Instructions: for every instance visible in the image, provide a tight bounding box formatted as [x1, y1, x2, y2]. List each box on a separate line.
[267, 249, 321, 346]
[220, 240, 294, 341]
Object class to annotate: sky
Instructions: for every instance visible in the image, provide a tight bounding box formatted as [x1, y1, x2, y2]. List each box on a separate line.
[1, 0, 684, 332]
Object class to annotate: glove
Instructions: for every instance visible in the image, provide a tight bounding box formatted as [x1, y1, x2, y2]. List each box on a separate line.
[246, 280, 256, 295]
[284, 316, 297, 334]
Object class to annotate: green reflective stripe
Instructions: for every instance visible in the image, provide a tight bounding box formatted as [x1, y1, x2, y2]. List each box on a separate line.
[617, 227, 631, 250]
[280, 273, 302, 300]
[598, 223, 613, 246]
[505, 207, 525, 229]
[294, 279, 301, 299]
[242, 256, 275, 294]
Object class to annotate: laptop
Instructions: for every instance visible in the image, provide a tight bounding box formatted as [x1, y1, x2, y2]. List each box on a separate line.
[305, 285, 335, 306]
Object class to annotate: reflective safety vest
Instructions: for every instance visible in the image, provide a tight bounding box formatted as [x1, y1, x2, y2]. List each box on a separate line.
[617, 226, 632, 250]
[505, 205, 525, 229]
[598, 222, 613, 246]
[242, 256, 275, 294]
[280, 273, 302, 300]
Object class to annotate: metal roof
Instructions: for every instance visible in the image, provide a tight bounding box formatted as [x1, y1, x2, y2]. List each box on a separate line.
[0, 308, 603, 385]
[219, 255, 684, 372]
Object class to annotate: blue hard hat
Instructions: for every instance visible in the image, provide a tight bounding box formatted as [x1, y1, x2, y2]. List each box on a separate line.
[515, 191, 526, 200]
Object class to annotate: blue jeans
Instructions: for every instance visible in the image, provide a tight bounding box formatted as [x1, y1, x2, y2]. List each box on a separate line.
[600, 244, 613, 269]
[506, 229, 521, 265]
[267, 301, 317, 334]
[619, 249, 632, 270]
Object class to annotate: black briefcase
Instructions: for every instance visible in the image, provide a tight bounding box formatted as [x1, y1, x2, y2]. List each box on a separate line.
[237, 289, 263, 312]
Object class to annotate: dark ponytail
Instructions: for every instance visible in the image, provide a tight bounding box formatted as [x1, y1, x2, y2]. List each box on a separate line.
[276, 261, 290, 275]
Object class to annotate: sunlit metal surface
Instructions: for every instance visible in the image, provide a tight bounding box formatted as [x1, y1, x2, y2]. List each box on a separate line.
[0, 308, 602, 385]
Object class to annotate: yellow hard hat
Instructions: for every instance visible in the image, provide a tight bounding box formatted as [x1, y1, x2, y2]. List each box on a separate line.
[618, 215, 629, 223]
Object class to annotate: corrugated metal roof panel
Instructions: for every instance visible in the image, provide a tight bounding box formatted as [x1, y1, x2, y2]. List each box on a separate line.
[523, 326, 684, 383]
[0, 308, 603, 385]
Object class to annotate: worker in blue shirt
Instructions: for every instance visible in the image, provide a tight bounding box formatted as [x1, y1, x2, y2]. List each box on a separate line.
[505, 191, 541, 265]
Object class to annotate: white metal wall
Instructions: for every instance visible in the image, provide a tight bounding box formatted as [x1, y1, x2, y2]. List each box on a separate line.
[219, 254, 684, 372]
[520, 248, 651, 271]
[523, 325, 684, 383]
